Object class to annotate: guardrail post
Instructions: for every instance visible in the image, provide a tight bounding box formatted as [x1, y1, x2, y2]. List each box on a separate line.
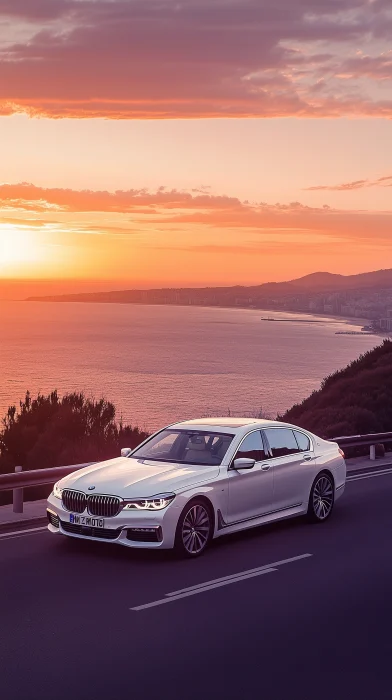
[370, 445, 376, 461]
[13, 466, 24, 513]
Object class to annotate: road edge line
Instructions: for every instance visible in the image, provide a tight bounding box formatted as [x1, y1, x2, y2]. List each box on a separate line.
[0, 526, 48, 540]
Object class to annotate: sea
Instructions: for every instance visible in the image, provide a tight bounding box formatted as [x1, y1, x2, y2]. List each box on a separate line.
[0, 301, 381, 432]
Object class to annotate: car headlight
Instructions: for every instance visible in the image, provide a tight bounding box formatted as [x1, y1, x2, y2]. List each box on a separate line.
[123, 493, 175, 510]
[53, 482, 64, 499]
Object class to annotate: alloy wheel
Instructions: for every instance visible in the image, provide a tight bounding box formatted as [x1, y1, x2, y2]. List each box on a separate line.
[181, 504, 211, 555]
[312, 475, 334, 520]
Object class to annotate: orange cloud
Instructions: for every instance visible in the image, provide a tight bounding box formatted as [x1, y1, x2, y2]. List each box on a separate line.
[1, 182, 392, 248]
[305, 174, 392, 191]
[0, 183, 243, 213]
[0, 1, 391, 119]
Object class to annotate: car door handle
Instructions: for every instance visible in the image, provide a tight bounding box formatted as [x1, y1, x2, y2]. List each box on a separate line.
[260, 463, 272, 471]
[303, 454, 312, 461]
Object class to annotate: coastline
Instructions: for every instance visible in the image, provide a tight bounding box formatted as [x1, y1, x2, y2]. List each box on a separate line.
[258, 309, 389, 337]
[259, 309, 371, 328]
[15, 297, 382, 334]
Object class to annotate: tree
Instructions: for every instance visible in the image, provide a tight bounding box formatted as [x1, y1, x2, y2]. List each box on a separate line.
[0, 390, 149, 475]
[279, 339, 392, 439]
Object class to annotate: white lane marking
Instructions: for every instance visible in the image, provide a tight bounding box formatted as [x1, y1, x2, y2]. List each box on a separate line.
[130, 552, 313, 611]
[0, 526, 48, 541]
[167, 553, 313, 597]
[131, 568, 277, 611]
[347, 468, 392, 483]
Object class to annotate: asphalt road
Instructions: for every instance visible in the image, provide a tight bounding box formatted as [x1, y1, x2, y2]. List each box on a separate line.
[1, 470, 392, 700]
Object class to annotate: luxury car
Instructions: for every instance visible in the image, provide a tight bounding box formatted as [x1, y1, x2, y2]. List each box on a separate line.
[47, 417, 346, 557]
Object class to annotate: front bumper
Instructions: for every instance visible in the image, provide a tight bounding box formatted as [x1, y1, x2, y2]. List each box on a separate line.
[47, 493, 180, 549]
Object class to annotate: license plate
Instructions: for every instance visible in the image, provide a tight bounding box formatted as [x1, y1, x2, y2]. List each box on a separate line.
[70, 514, 104, 528]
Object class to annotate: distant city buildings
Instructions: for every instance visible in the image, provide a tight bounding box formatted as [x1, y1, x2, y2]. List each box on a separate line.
[380, 317, 392, 332]
[130, 287, 392, 329]
[31, 281, 392, 332]
[256, 289, 392, 327]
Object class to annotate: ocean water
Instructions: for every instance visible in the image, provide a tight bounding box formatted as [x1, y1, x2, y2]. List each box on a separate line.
[0, 301, 381, 431]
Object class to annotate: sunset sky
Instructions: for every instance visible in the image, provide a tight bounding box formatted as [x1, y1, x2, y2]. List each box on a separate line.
[0, 0, 391, 298]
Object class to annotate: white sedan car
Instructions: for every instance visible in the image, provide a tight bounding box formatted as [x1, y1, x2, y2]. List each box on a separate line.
[47, 418, 346, 557]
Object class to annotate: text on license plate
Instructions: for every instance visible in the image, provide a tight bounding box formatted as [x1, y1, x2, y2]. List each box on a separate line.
[70, 514, 104, 527]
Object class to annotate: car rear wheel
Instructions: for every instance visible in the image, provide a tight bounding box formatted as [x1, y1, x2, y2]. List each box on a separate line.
[175, 500, 213, 558]
[307, 473, 334, 523]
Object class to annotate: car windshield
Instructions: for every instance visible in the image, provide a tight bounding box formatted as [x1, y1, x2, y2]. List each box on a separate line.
[131, 429, 234, 466]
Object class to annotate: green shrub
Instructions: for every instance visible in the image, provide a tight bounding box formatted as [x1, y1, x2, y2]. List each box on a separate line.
[0, 390, 148, 475]
[280, 339, 392, 438]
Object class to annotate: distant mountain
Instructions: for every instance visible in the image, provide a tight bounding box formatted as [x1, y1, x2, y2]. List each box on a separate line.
[26, 268, 392, 304]
[290, 269, 392, 291]
[289, 272, 346, 289]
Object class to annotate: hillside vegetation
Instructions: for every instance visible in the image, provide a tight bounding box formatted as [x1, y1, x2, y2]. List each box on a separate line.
[280, 339, 392, 438]
[0, 390, 148, 476]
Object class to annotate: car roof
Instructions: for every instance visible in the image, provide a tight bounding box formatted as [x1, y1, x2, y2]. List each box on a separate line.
[171, 417, 294, 432]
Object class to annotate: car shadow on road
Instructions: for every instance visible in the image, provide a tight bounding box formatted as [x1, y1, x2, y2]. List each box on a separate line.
[55, 500, 350, 569]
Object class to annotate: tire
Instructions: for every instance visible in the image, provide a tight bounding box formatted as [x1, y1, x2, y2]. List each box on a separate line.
[307, 472, 335, 523]
[174, 499, 213, 558]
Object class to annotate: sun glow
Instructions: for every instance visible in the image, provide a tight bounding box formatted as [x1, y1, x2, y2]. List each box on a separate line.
[0, 226, 49, 275]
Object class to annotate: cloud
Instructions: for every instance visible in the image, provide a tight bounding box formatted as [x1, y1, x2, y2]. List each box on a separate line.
[0, 0, 391, 119]
[0, 182, 245, 214]
[305, 174, 392, 191]
[1, 182, 392, 248]
[337, 51, 392, 81]
[148, 241, 339, 255]
[0, 0, 75, 21]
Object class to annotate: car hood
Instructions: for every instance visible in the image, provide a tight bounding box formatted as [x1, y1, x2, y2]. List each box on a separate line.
[59, 457, 219, 498]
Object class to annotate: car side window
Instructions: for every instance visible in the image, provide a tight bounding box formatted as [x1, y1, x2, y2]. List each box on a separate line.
[293, 430, 311, 452]
[263, 428, 300, 458]
[234, 431, 267, 463]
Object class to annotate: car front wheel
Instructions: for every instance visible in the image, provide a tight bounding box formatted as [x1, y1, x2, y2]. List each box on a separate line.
[175, 500, 213, 558]
[307, 473, 335, 523]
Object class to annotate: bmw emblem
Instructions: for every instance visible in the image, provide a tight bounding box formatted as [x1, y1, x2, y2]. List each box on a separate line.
[88, 486, 96, 491]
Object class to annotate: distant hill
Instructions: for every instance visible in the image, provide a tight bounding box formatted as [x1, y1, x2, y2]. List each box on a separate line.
[289, 272, 346, 289]
[280, 339, 392, 438]
[26, 268, 392, 304]
[290, 269, 392, 291]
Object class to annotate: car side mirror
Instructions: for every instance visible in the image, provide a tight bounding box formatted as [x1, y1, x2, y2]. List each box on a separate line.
[121, 447, 132, 458]
[233, 457, 256, 470]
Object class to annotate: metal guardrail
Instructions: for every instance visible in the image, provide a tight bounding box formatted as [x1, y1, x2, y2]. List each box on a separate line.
[332, 432, 392, 460]
[0, 463, 93, 491]
[1, 430, 391, 514]
[0, 463, 94, 514]
[332, 432, 392, 448]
